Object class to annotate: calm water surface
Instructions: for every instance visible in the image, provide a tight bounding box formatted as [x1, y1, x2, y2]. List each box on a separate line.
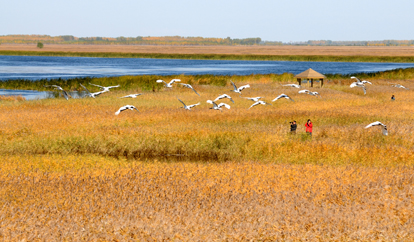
[1, 55, 414, 80]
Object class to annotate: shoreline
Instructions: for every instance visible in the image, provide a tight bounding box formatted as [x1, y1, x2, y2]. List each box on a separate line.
[2, 50, 414, 63]
[2, 44, 414, 62]
[2, 44, 414, 56]
[1, 68, 413, 94]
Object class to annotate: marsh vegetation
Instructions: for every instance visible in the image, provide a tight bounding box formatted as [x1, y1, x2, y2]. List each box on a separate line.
[0, 73, 413, 240]
[3, 49, 414, 62]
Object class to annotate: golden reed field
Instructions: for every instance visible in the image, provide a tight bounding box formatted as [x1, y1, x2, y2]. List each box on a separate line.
[3, 43, 414, 56]
[1, 76, 414, 240]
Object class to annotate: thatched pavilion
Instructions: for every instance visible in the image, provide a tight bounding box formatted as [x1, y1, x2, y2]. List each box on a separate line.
[294, 68, 326, 87]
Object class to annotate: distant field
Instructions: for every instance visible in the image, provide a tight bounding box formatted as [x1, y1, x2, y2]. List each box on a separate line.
[2, 44, 414, 62]
[2, 44, 414, 56]
[0, 75, 414, 240]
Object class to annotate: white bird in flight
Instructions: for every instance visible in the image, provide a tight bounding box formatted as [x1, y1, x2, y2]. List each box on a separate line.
[80, 84, 108, 98]
[44, 85, 69, 100]
[311, 91, 320, 96]
[248, 101, 271, 110]
[89, 83, 120, 92]
[272, 94, 294, 102]
[214, 94, 234, 103]
[298, 89, 320, 97]
[230, 81, 250, 95]
[119, 94, 143, 98]
[282, 84, 301, 88]
[350, 82, 367, 95]
[156, 79, 181, 88]
[351, 76, 372, 85]
[177, 98, 200, 110]
[179, 83, 200, 96]
[245, 97, 264, 102]
[206, 100, 231, 111]
[365, 121, 388, 136]
[390, 83, 409, 90]
[115, 105, 140, 115]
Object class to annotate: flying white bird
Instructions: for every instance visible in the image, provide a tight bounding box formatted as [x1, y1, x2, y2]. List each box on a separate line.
[179, 83, 200, 96]
[245, 97, 264, 102]
[248, 101, 271, 110]
[119, 94, 143, 98]
[390, 83, 409, 90]
[206, 100, 231, 111]
[214, 94, 234, 103]
[298, 89, 320, 97]
[177, 98, 200, 110]
[365, 121, 388, 136]
[282, 84, 301, 88]
[230, 81, 250, 95]
[89, 83, 120, 92]
[115, 105, 140, 115]
[272, 94, 294, 102]
[351, 76, 372, 85]
[350, 82, 367, 95]
[80, 84, 108, 98]
[44, 85, 69, 100]
[156, 79, 181, 88]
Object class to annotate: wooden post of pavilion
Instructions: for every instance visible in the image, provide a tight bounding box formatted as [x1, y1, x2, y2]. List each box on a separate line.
[294, 68, 326, 88]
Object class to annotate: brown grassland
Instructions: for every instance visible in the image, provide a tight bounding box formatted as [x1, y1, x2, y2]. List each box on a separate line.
[0, 95, 25, 101]
[2, 43, 414, 56]
[1, 76, 414, 240]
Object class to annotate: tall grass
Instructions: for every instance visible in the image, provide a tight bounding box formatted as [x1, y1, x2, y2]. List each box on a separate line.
[1, 78, 413, 165]
[0, 73, 293, 91]
[1, 78, 414, 240]
[0, 95, 25, 101]
[0, 156, 413, 240]
[2, 50, 414, 62]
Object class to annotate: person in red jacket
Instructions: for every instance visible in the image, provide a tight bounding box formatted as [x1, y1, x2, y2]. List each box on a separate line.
[305, 119, 313, 136]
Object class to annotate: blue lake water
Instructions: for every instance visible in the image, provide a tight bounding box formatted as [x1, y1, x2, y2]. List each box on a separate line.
[1, 55, 414, 100]
[1, 55, 414, 80]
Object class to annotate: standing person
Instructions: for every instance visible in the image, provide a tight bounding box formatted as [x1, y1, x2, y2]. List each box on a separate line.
[391, 94, 395, 101]
[290, 121, 297, 134]
[305, 119, 313, 136]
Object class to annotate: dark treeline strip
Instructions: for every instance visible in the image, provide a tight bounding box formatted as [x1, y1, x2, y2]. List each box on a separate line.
[2, 34, 414, 46]
[0, 35, 270, 46]
[1, 68, 413, 91]
[2, 50, 414, 63]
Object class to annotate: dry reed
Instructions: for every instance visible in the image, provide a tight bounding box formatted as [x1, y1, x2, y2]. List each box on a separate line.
[0, 77, 413, 240]
[3, 44, 414, 56]
[0, 95, 26, 101]
[0, 156, 413, 240]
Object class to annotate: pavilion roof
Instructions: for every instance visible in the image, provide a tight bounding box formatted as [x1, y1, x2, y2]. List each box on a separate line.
[294, 68, 326, 79]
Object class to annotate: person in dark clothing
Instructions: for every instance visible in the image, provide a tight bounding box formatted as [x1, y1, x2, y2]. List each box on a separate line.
[391, 94, 395, 101]
[290, 121, 297, 134]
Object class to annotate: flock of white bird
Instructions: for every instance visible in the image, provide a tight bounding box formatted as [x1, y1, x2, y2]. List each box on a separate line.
[43, 76, 410, 136]
[349, 76, 409, 95]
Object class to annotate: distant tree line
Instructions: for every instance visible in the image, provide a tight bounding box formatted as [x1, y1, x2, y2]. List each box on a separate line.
[286, 39, 414, 46]
[0, 35, 413, 46]
[0, 35, 275, 46]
